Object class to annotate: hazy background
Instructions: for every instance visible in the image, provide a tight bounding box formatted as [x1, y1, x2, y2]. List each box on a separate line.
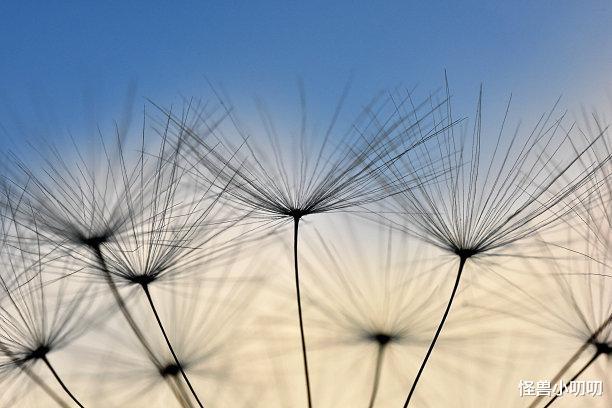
[1, 2, 612, 407]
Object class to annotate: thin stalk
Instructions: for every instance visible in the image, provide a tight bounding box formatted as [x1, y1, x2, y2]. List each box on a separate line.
[529, 313, 612, 408]
[293, 216, 313, 408]
[92, 244, 188, 407]
[41, 356, 84, 408]
[403, 256, 467, 408]
[174, 375, 196, 408]
[0, 344, 68, 408]
[166, 374, 195, 408]
[542, 352, 601, 408]
[22, 363, 70, 407]
[91, 245, 156, 360]
[527, 343, 589, 408]
[367, 344, 387, 408]
[142, 284, 204, 408]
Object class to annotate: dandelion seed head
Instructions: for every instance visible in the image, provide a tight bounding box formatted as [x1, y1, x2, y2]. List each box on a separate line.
[452, 247, 480, 260]
[159, 87, 450, 227]
[389, 88, 608, 261]
[75, 230, 114, 249]
[159, 362, 182, 378]
[590, 341, 612, 356]
[25, 344, 50, 361]
[366, 332, 398, 347]
[127, 273, 157, 287]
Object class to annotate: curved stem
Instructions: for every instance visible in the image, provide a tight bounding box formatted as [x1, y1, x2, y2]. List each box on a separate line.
[367, 344, 386, 408]
[92, 245, 157, 361]
[92, 244, 198, 408]
[403, 256, 466, 408]
[142, 284, 204, 408]
[174, 375, 196, 408]
[166, 374, 195, 408]
[527, 343, 589, 408]
[530, 312, 612, 408]
[21, 363, 69, 407]
[0, 343, 68, 407]
[41, 356, 84, 408]
[142, 285, 204, 408]
[293, 217, 313, 408]
[542, 352, 600, 408]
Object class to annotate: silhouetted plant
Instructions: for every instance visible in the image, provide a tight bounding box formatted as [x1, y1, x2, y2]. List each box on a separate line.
[2, 113, 241, 407]
[500, 165, 612, 407]
[0, 82, 611, 407]
[159, 87, 453, 408]
[481, 242, 611, 408]
[91, 256, 263, 408]
[386, 88, 610, 407]
[0, 211, 96, 407]
[298, 218, 475, 407]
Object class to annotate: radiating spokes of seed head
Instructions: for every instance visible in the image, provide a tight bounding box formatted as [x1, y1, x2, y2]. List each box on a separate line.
[79, 250, 266, 406]
[155, 86, 453, 228]
[385, 88, 610, 259]
[0, 212, 100, 385]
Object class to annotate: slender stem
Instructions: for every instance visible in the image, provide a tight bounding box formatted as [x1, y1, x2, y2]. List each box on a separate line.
[403, 256, 466, 408]
[166, 374, 195, 408]
[293, 217, 313, 408]
[367, 344, 387, 408]
[527, 343, 589, 408]
[92, 244, 190, 407]
[21, 363, 70, 408]
[542, 352, 601, 408]
[173, 375, 196, 408]
[0, 343, 68, 407]
[142, 284, 204, 408]
[529, 313, 612, 408]
[41, 356, 84, 408]
[91, 245, 156, 361]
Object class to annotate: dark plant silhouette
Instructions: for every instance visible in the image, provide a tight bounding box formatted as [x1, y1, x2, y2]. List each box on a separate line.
[298, 218, 476, 407]
[89, 254, 264, 408]
[500, 157, 612, 408]
[0, 209, 96, 407]
[0, 83, 611, 407]
[1, 113, 241, 407]
[386, 88, 610, 407]
[158, 87, 454, 407]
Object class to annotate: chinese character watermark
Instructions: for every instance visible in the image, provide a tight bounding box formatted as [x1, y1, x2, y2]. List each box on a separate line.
[519, 379, 603, 398]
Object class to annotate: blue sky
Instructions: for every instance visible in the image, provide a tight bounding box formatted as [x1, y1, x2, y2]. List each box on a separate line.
[1, 1, 612, 146]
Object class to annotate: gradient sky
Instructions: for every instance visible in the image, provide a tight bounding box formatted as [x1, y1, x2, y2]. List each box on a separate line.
[1, 1, 612, 145]
[1, 4, 612, 407]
